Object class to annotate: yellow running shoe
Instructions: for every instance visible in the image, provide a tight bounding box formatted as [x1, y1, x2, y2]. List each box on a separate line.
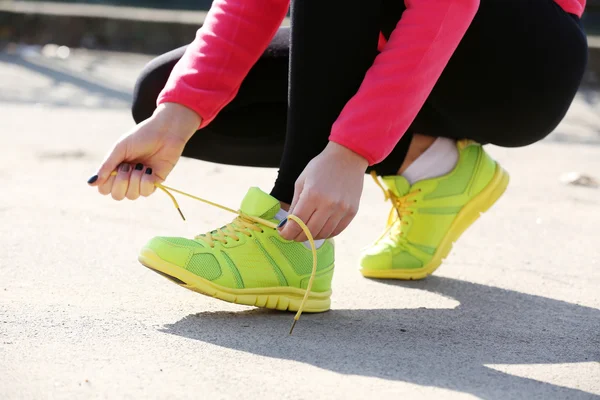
[360, 140, 509, 280]
[139, 187, 334, 312]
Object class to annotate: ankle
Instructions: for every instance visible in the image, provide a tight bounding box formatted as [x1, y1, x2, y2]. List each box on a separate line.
[397, 134, 437, 175]
[279, 201, 290, 212]
[399, 137, 459, 185]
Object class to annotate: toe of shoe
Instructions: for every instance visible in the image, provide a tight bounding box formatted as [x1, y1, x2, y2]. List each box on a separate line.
[360, 249, 393, 271]
[141, 236, 199, 268]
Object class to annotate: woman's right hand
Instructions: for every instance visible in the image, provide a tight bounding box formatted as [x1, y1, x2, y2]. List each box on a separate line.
[87, 103, 201, 200]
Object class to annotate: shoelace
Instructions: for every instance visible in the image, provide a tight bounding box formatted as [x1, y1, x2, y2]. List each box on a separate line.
[370, 171, 421, 242]
[110, 171, 315, 334]
[194, 215, 265, 247]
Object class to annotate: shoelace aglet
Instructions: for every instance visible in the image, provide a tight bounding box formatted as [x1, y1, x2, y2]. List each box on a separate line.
[156, 185, 187, 221]
[289, 319, 298, 335]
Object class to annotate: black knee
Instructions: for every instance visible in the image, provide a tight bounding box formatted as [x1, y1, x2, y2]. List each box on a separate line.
[131, 63, 165, 124]
[491, 102, 573, 148]
[131, 46, 187, 124]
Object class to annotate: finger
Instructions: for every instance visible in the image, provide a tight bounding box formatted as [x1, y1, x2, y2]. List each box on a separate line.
[125, 163, 144, 200]
[329, 210, 358, 238]
[90, 141, 127, 187]
[111, 163, 132, 201]
[98, 171, 116, 196]
[295, 206, 332, 242]
[140, 167, 157, 197]
[314, 211, 345, 240]
[280, 191, 316, 241]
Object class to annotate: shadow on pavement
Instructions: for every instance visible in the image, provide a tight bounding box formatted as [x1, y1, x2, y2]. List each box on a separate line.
[546, 132, 600, 146]
[162, 276, 600, 399]
[0, 52, 132, 108]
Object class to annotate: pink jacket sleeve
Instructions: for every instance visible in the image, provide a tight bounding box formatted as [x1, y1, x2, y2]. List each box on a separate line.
[157, 0, 290, 128]
[329, 0, 480, 165]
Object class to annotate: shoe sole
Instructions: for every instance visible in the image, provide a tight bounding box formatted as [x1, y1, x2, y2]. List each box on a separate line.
[361, 164, 510, 280]
[138, 248, 332, 313]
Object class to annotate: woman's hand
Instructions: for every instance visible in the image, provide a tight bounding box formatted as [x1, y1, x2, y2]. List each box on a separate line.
[87, 103, 201, 200]
[279, 142, 369, 241]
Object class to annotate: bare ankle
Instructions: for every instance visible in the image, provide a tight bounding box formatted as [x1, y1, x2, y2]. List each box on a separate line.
[397, 134, 437, 175]
[279, 201, 290, 212]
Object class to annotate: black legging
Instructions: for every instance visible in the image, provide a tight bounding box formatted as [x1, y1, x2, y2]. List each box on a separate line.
[132, 0, 587, 204]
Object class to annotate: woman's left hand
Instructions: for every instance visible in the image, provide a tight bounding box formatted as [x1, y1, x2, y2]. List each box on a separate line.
[279, 142, 369, 241]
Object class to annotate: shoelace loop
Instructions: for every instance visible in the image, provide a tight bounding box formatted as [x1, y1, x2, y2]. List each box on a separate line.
[370, 171, 420, 239]
[110, 171, 316, 335]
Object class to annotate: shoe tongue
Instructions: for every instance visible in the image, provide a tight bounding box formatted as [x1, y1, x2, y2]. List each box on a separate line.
[381, 176, 411, 197]
[239, 187, 281, 220]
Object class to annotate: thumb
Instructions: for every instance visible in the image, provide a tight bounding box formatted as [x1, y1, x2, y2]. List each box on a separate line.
[90, 141, 127, 186]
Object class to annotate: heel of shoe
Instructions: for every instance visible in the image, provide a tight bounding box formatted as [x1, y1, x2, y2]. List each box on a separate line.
[434, 164, 509, 259]
[300, 264, 334, 293]
[469, 164, 510, 215]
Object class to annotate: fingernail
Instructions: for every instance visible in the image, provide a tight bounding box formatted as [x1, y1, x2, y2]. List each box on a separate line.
[87, 175, 98, 184]
[145, 167, 153, 175]
[135, 163, 144, 171]
[277, 218, 288, 229]
[120, 163, 131, 173]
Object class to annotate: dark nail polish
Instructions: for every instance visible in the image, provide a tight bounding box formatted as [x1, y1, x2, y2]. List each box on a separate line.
[145, 167, 153, 175]
[120, 163, 131, 173]
[135, 163, 144, 171]
[87, 175, 98, 184]
[277, 218, 288, 229]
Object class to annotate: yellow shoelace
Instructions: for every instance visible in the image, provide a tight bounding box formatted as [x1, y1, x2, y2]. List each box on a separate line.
[370, 171, 420, 241]
[194, 215, 265, 247]
[110, 171, 316, 334]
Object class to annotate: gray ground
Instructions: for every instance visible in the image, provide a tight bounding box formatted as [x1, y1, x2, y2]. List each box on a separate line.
[1, 48, 599, 399]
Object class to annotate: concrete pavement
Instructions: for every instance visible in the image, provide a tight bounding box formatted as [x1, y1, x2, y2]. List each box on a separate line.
[1, 48, 599, 399]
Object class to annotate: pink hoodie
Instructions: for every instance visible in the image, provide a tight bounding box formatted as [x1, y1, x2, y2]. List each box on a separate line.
[158, 0, 585, 165]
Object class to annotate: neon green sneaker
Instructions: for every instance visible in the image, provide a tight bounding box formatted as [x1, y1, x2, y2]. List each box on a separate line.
[138, 187, 335, 312]
[360, 140, 509, 280]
